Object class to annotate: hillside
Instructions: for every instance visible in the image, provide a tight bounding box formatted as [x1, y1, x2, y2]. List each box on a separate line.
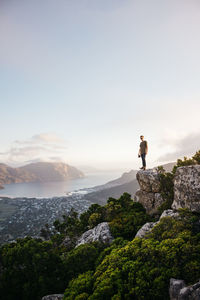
[86, 178, 139, 205]
[0, 151, 200, 300]
[0, 162, 84, 187]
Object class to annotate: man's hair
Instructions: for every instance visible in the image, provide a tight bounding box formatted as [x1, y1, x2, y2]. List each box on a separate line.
[140, 135, 144, 138]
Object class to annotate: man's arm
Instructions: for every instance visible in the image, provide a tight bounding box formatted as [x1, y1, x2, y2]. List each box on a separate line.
[138, 147, 141, 156]
[145, 141, 148, 154]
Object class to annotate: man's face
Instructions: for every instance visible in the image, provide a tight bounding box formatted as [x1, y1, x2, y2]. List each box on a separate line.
[140, 136, 144, 141]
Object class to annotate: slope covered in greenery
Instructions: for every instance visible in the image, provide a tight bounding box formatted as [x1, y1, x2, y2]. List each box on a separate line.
[0, 151, 200, 300]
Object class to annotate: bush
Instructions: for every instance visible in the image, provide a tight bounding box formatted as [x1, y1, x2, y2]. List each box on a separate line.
[64, 271, 94, 299]
[63, 243, 103, 282]
[193, 150, 200, 164]
[0, 238, 67, 300]
[65, 215, 200, 299]
[156, 168, 174, 214]
[106, 193, 151, 240]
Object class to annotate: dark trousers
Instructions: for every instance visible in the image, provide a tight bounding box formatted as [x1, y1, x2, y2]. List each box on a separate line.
[141, 153, 146, 168]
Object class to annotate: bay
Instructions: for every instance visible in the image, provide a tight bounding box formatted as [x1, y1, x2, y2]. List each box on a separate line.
[0, 170, 123, 198]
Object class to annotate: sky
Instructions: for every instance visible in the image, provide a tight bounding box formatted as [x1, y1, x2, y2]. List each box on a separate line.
[0, 0, 200, 171]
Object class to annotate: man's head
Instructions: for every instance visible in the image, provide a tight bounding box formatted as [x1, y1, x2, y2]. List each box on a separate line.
[140, 135, 144, 141]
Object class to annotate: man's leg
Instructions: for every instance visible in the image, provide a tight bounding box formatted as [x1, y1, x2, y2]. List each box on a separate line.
[141, 154, 146, 170]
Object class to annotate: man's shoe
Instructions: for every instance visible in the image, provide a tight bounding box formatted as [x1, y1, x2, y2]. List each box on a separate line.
[143, 167, 146, 170]
[140, 167, 144, 170]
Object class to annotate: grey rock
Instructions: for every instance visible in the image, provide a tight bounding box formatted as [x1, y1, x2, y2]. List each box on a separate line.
[134, 170, 167, 215]
[76, 222, 114, 247]
[135, 210, 180, 238]
[169, 278, 186, 300]
[160, 209, 179, 219]
[135, 222, 158, 238]
[155, 192, 165, 207]
[136, 169, 161, 193]
[41, 294, 64, 300]
[134, 189, 165, 215]
[134, 190, 155, 214]
[172, 165, 200, 212]
[169, 278, 200, 300]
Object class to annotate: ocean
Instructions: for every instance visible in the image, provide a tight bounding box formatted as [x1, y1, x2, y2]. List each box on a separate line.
[0, 170, 123, 198]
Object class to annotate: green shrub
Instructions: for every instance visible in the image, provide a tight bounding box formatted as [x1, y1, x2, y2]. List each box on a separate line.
[193, 150, 200, 164]
[157, 168, 174, 214]
[67, 216, 200, 299]
[63, 243, 102, 282]
[0, 238, 67, 300]
[64, 271, 94, 299]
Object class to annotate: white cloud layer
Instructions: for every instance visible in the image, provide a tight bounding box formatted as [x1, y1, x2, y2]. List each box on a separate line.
[158, 132, 200, 162]
[0, 133, 68, 166]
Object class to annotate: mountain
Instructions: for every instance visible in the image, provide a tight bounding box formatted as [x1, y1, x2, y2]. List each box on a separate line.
[91, 169, 138, 192]
[0, 162, 84, 187]
[159, 162, 176, 172]
[86, 179, 139, 205]
[84, 169, 139, 205]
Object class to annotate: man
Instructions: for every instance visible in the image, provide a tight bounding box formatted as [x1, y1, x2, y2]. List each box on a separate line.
[138, 135, 148, 170]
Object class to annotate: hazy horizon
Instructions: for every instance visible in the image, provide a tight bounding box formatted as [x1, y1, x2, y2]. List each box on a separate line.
[0, 0, 200, 170]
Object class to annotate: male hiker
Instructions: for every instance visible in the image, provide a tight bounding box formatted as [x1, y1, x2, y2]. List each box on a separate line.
[138, 135, 148, 170]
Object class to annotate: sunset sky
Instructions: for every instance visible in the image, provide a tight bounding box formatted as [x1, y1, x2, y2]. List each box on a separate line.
[0, 0, 200, 170]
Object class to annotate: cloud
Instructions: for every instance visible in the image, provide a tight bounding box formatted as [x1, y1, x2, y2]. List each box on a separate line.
[158, 132, 200, 162]
[0, 133, 68, 165]
[14, 133, 65, 145]
[32, 133, 65, 144]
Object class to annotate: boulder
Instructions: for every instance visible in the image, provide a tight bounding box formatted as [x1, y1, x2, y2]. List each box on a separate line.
[135, 210, 180, 238]
[41, 295, 64, 300]
[134, 190, 155, 214]
[172, 165, 200, 212]
[135, 222, 158, 238]
[169, 279, 186, 300]
[136, 169, 161, 193]
[160, 209, 179, 219]
[134, 169, 166, 215]
[169, 278, 200, 300]
[76, 222, 114, 247]
[134, 190, 164, 215]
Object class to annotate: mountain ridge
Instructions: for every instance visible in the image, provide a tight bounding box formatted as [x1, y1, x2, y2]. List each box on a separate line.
[0, 162, 84, 188]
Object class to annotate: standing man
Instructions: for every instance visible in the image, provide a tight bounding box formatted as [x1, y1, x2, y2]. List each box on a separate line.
[138, 135, 148, 170]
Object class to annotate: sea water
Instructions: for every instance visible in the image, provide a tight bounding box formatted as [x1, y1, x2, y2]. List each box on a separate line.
[0, 170, 123, 198]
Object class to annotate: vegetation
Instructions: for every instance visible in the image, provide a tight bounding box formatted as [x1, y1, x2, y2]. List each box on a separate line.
[156, 166, 174, 214]
[0, 151, 200, 299]
[64, 211, 200, 300]
[0, 193, 149, 300]
[172, 149, 200, 173]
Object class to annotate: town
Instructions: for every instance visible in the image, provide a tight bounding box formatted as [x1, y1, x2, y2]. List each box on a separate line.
[0, 195, 92, 244]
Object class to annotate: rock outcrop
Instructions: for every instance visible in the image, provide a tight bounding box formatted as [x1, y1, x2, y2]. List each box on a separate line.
[134, 169, 165, 215]
[135, 209, 179, 238]
[41, 294, 64, 300]
[160, 209, 179, 219]
[76, 222, 114, 247]
[172, 165, 200, 212]
[135, 222, 158, 238]
[169, 278, 200, 300]
[136, 169, 161, 193]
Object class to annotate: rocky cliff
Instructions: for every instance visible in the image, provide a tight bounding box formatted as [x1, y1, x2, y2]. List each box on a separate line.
[172, 165, 200, 211]
[134, 169, 165, 215]
[134, 165, 200, 215]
